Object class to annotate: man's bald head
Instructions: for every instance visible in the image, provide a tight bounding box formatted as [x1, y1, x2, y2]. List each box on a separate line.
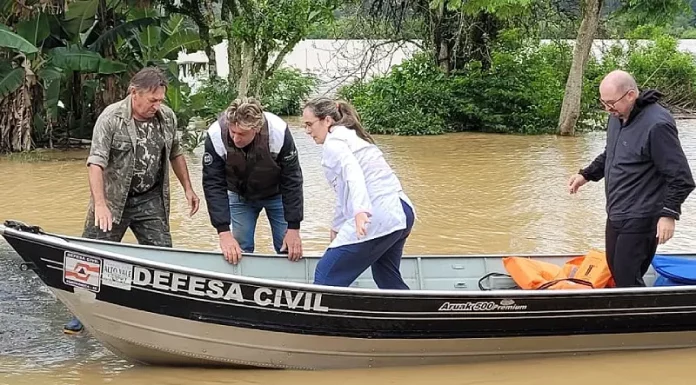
[599, 70, 639, 120]
[600, 70, 638, 94]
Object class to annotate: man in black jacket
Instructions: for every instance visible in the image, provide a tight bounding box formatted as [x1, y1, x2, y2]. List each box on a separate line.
[202, 98, 304, 264]
[568, 70, 695, 287]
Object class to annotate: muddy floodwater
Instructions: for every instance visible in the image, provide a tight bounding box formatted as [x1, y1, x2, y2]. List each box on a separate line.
[3, 118, 696, 384]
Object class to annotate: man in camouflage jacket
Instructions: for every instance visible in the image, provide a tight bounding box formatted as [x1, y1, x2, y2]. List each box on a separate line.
[64, 67, 200, 334]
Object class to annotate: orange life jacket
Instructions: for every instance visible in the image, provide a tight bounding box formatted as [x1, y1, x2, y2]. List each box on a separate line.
[502, 249, 615, 290]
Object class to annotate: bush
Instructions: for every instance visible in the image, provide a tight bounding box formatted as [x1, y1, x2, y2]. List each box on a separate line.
[190, 77, 238, 123]
[338, 32, 600, 135]
[337, 53, 454, 135]
[190, 68, 318, 123]
[455, 36, 581, 134]
[339, 30, 696, 136]
[599, 34, 696, 111]
[261, 68, 318, 116]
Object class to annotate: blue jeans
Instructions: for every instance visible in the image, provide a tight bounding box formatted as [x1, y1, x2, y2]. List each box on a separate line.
[228, 191, 287, 253]
[314, 199, 414, 289]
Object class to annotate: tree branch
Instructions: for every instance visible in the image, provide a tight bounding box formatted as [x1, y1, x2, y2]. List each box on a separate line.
[264, 35, 302, 80]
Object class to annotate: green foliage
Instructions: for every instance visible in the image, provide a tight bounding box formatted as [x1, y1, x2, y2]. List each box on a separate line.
[589, 34, 696, 111]
[166, 82, 206, 130]
[0, 23, 39, 54]
[0, 0, 332, 152]
[171, 81, 221, 153]
[340, 28, 696, 136]
[191, 68, 318, 120]
[339, 30, 600, 135]
[261, 68, 318, 116]
[0, 0, 216, 152]
[307, 11, 426, 40]
[172, 68, 317, 152]
[179, 68, 317, 136]
[598, 0, 694, 40]
[213, 0, 338, 97]
[612, 0, 692, 29]
[460, 42, 577, 134]
[48, 46, 127, 73]
[338, 53, 453, 135]
[0, 64, 24, 99]
[191, 77, 239, 123]
[438, 0, 535, 18]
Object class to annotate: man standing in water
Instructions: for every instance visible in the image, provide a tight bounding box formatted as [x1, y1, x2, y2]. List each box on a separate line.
[568, 69, 695, 288]
[63, 67, 200, 334]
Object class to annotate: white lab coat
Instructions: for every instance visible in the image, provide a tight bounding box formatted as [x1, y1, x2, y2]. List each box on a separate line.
[321, 125, 416, 248]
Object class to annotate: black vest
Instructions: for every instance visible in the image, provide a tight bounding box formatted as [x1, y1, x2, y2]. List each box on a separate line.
[223, 119, 282, 201]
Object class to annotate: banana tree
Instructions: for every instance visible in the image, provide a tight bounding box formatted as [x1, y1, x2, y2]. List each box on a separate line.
[1, 0, 205, 152]
[0, 0, 129, 152]
[118, 9, 206, 128]
[0, 0, 171, 151]
[0, 23, 40, 152]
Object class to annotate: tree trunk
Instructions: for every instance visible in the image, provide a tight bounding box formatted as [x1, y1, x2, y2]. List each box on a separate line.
[249, 45, 270, 98]
[204, 43, 217, 79]
[557, 0, 602, 136]
[236, 42, 254, 98]
[0, 76, 34, 152]
[201, 0, 217, 79]
[227, 35, 242, 84]
[469, 12, 498, 71]
[431, 0, 450, 73]
[249, 61, 263, 99]
[221, 1, 241, 85]
[97, 0, 121, 108]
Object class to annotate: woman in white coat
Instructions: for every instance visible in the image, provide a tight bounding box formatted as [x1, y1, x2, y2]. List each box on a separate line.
[301, 97, 416, 289]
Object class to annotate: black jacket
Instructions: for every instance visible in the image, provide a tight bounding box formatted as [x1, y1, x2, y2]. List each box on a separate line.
[202, 118, 304, 233]
[581, 89, 695, 221]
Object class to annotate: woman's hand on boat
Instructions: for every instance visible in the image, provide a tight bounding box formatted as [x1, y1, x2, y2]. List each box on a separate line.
[355, 212, 370, 238]
[94, 203, 113, 232]
[219, 231, 243, 264]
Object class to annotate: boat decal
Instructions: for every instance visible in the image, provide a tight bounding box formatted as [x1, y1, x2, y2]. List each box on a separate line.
[132, 265, 330, 313]
[32, 253, 696, 319]
[126, 283, 696, 321]
[90, 261, 696, 317]
[62, 251, 102, 293]
[102, 259, 134, 291]
[437, 299, 528, 312]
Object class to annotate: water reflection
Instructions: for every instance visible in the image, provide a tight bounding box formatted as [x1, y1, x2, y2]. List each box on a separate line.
[2, 348, 696, 385]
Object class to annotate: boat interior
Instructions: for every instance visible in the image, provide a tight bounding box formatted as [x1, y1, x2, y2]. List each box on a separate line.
[42, 231, 693, 291]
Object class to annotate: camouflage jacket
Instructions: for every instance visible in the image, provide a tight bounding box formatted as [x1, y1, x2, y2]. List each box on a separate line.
[85, 95, 183, 224]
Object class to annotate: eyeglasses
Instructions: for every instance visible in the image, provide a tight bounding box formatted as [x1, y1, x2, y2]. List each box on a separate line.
[600, 89, 631, 110]
[303, 119, 321, 129]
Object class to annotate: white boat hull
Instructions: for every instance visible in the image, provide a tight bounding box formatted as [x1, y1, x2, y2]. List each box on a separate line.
[56, 287, 696, 370]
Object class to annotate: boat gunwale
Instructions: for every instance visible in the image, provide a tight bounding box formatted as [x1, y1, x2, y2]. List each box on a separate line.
[3, 224, 696, 298]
